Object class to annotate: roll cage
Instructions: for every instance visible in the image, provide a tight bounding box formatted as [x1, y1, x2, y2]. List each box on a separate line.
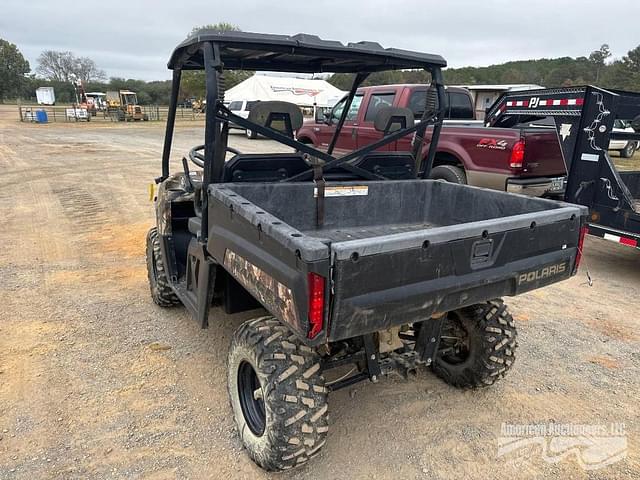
[160, 31, 448, 241]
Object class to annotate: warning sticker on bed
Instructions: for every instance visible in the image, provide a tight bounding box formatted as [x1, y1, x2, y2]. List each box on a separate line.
[314, 185, 369, 197]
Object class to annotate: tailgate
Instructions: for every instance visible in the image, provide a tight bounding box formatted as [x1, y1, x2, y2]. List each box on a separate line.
[521, 128, 567, 177]
[328, 206, 584, 341]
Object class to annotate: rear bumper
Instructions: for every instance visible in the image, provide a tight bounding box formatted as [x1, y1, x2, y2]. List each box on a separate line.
[506, 176, 565, 197]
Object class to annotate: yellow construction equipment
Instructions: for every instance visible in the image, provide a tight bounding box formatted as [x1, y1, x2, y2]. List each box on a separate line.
[106, 90, 148, 121]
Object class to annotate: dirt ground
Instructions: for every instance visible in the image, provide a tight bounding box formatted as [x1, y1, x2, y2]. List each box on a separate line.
[0, 105, 639, 480]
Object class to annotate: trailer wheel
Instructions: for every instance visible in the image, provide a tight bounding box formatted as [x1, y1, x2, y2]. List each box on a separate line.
[145, 227, 181, 307]
[432, 299, 517, 388]
[228, 316, 328, 471]
[246, 129, 258, 139]
[429, 165, 467, 184]
[620, 142, 636, 158]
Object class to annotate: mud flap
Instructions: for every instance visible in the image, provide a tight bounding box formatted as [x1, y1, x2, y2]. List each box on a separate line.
[186, 239, 216, 328]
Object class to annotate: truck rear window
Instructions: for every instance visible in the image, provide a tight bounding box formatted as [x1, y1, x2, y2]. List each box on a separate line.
[408, 90, 474, 120]
[364, 93, 396, 122]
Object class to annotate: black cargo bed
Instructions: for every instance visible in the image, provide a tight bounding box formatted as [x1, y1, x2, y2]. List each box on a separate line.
[207, 180, 587, 341]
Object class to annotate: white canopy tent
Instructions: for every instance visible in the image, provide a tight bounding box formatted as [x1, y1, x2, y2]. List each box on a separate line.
[224, 74, 346, 108]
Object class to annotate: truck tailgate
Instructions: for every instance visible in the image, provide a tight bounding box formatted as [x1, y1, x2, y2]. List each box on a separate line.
[329, 207, 583, 341]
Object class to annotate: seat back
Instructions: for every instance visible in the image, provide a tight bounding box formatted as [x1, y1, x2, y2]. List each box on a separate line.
[354, 152, 416, 179]
[247, 101, 304, 138]
[374, 106, 414, 135]
[222, 153, 310, 182]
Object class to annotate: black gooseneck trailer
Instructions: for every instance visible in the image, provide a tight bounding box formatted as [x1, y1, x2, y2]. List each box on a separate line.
[487, 86, 640, 249]
[147, 31, 587, 471]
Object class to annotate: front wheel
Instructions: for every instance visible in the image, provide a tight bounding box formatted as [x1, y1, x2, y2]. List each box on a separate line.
[146, 228, 181, 307]
[429, 164, 467, 184]
[228, 316, 329, 471]
[620, 142, 636, 158]
[432, 299, 517, 388]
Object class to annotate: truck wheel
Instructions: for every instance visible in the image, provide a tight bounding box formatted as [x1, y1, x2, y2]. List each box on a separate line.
[432, 300, 517, 388]
[145, 227, 181, 307]
[228, 316, 329, 471]
[246, 129, 258, 139]
[429, 165, 467, 184]
[620, 142, 636, 158]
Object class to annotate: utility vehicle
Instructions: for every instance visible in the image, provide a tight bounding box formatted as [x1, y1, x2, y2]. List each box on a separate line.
[147, 31, 588, 471]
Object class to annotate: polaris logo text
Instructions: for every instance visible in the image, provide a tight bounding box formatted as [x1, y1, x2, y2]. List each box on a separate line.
[518, 263, 566, 285]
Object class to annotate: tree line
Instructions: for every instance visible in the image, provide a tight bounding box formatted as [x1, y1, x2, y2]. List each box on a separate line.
[2, 32, 640, 105]
[328, 44, 640, 92]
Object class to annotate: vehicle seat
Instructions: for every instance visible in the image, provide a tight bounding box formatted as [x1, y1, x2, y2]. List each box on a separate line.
[222, 153, 311, 182]
[349, 106, 416, 179]
[353, 152, 416, 179]
[247, 101, 304, 138]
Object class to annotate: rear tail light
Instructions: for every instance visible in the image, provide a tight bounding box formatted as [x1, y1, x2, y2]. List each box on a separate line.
[510, 139, 525, 169]
[575, 225, 588, 271]
[307, 272, 325, 339]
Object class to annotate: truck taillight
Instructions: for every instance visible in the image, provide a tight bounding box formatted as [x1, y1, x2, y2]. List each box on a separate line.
[510, 140, 525, 169]
[307, 272, 325, 339]
[574, 225, 588, 271]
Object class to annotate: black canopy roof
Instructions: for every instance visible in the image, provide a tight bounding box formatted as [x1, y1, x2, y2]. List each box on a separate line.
[168, 31, 447, 73]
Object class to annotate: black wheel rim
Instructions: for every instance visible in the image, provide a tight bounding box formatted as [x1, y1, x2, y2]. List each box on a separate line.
[437, 312, 471, 365]
[237, 361, 266, 436]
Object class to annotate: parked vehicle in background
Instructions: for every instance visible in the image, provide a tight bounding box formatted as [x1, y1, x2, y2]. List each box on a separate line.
[36, 87, 55, 106]
[106, 90, 148, 122]
[297, 84, 567, 197]
[487, 85, 640, 250]
[610, 119, 638, 158]
[85, 92, 106, 115]
[228, 99, 261, 138]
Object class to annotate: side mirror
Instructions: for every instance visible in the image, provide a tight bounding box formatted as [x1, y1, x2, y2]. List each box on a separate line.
[315, 108, 331, 124]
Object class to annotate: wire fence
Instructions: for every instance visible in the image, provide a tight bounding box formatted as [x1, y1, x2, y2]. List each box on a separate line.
[18, 105, 205, 123]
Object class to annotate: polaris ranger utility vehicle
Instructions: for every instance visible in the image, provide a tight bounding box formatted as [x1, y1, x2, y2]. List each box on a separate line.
[147, 31, 588, 471]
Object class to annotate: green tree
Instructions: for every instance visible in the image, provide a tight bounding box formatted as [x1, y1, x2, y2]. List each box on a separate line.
[182, 23, 252, 101]
[189, 22, 240, 37]
[589, 44, 611, 82]
[0, 38, 30, 102]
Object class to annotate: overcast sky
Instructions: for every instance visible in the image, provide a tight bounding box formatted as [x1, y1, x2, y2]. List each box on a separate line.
[3, 0, 639, 81]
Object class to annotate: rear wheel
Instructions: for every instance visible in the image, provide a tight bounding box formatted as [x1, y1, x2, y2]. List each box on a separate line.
[432, 299, 517, 388]
[620, 142, 636, 158]
[228, 316, 329, 471]
[146, 227, 181, 307]
[429, 164, 467, 184]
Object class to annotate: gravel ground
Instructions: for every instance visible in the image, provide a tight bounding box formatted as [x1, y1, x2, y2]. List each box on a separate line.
[0, 107, 639, 479]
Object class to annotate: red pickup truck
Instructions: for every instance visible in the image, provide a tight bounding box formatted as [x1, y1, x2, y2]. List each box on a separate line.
[296, 84, 566, 196]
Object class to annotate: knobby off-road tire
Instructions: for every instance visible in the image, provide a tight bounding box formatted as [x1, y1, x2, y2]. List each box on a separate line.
[146, 227, 181, 307]
[432, 299, 517, 388]
[429, 164, 467, 184]
[620, 141, 636, 159]
[228, 316, 329, 471]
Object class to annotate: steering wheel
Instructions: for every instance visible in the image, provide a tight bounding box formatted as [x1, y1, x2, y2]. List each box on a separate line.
[188, 144, 242, 168]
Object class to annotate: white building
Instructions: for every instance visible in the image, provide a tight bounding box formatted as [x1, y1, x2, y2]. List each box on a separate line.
[456, 84, 544, 120]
